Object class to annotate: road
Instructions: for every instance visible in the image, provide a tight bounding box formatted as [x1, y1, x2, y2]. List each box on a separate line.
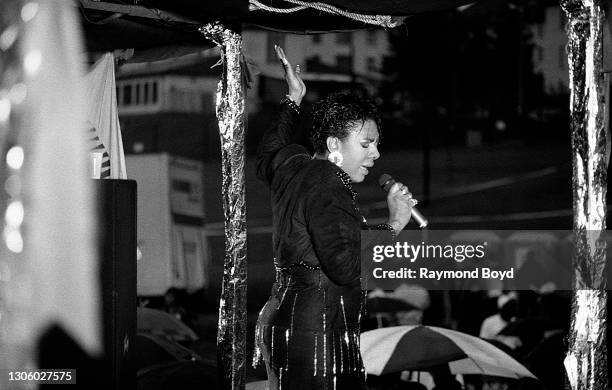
[195, 143, 597, 310]
[202, 143, 576, 231]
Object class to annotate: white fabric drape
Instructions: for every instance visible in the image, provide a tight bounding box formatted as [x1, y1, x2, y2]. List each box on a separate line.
[83, 52, 127, 179]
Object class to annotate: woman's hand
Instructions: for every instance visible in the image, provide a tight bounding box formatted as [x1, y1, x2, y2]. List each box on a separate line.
[275, 45, 306, 105]
[386, 182, 416, 234]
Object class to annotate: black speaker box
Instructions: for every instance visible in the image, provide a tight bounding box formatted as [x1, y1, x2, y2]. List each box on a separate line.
[98, 179, 137, 390]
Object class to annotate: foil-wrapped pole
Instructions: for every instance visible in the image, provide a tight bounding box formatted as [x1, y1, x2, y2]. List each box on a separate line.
[200, 23, 247, 390]
[561, 1, 608, 389]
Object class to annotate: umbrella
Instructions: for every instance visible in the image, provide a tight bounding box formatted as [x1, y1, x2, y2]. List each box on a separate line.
[360, 325, 537, 379]
[137, 307, 199, 343]
[245, 380, 267, 390]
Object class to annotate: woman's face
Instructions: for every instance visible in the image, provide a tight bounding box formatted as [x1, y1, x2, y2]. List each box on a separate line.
[335, 119, 380, 183]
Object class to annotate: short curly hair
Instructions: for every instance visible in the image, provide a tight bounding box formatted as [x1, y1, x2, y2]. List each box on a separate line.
[310, 91, 381, 155]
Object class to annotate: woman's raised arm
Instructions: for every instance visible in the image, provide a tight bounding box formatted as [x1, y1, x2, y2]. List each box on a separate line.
[256, 45, 308, 185]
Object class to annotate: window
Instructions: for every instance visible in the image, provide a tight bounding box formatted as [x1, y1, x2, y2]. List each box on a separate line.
[144, 83, 150, 103]
[336, 55, 352, 73]
[366, 57, 377, 72]
[135, 83, 141, 104]
[366, 30, 377, 45]
[201, 92, 213, 112]
[559, 45, 565, 69]
[152, 82, 158, 103]
[305, 55, 321, 72]
[117, 80, 160, 107]
[267, 32, 286, 63]
[123, 84, 132, 105]
[172, 179, 192, 193]
[183, 242, 196, 254]
[336, 33, 351, 44]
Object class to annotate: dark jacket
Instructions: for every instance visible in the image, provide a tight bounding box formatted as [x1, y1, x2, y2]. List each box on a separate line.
[254, 103, 368, 389]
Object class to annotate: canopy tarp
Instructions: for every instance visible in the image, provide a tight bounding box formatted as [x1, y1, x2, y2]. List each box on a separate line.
[79, 0, 475, 52]
[139, 0, 471, 18]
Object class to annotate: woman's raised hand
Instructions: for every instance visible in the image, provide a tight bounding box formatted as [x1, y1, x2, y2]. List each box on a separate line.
[275, 45, 306, 105]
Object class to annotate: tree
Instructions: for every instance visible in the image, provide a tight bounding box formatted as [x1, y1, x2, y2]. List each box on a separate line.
[381, 0, 547, 143]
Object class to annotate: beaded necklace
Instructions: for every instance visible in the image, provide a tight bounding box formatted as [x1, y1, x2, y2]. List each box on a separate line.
[334, 170, 368, 225]
[334, 170, 357, 201]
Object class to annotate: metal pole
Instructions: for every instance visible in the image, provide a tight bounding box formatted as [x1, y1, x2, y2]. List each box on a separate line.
[560, 1, 608, 389]
[200, 22, 248, 390]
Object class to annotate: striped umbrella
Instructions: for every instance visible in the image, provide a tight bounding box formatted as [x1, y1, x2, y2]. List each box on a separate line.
[361, 325, 537, 379]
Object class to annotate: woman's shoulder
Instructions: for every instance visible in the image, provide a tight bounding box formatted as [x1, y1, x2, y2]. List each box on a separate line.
[273, 144, 310, 169]
[302, 159, 347, 188]
[300, 161, 357, 207]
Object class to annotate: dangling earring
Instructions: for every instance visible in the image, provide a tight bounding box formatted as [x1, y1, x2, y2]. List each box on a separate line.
[328, 150, 343, 167]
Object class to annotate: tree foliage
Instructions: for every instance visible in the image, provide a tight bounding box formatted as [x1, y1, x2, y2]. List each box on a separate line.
[381, 0, 548, 139]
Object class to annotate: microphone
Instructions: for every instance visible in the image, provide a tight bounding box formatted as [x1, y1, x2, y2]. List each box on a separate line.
[378, 174, 429, 229]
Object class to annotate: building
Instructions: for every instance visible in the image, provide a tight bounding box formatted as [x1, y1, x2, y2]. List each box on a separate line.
[530, 6, 569, 95]
[242, 28, 391, 107]
[530, 5, 612, 96]
[242, 29, 389, 78]
[115, 51, 222, 159]
[114, 28, 391, 157]
[116, 51, 221, 116]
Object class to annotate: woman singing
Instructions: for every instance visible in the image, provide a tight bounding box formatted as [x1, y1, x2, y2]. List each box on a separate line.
[254, 46, 416, 390]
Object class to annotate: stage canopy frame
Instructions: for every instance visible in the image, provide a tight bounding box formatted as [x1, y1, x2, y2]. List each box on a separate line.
[75, 1, 609, 389]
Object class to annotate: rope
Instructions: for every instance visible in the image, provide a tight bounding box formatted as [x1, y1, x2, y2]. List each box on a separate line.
[249, 0, 405, 28]
[249, 0, 307, 13]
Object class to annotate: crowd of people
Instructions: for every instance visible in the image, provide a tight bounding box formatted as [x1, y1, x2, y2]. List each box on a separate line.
[363, 287, 570, 390]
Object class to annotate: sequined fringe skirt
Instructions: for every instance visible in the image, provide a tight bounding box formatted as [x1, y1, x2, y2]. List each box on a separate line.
[253, 267, 367, 389]
[255, 325, 367, 390]
[253, 296, 367, 390]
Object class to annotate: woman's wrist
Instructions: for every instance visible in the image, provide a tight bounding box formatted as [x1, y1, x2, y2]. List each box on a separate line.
[377, 222, 398, 240]
[287, 92, 303, 106]
[281, 95, 301, 115]
[386, 219, 405, 235]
